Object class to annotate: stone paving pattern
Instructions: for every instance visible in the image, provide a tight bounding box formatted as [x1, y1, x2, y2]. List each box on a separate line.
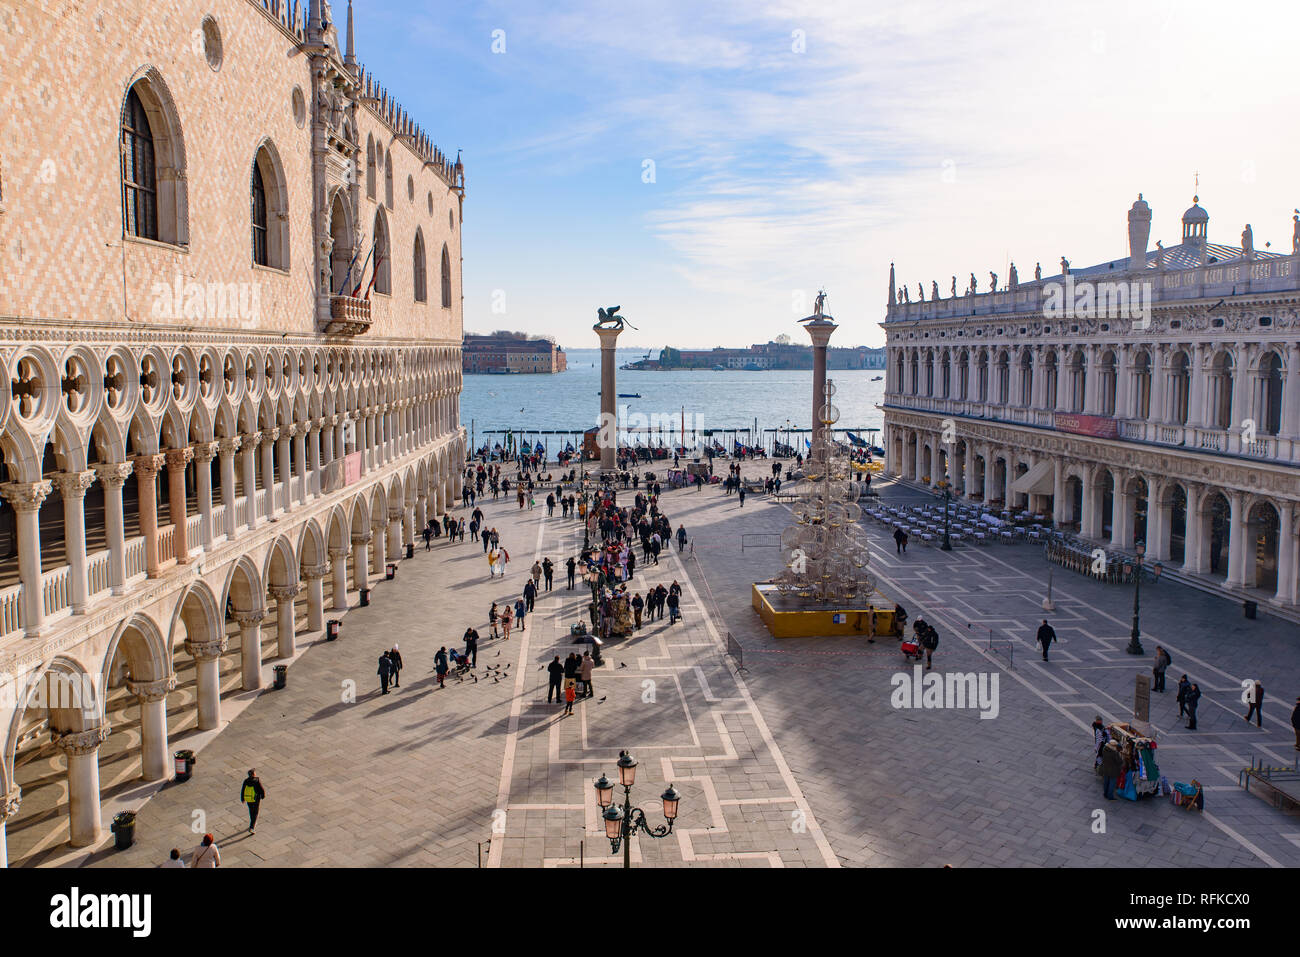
[70, 463, 1300, 868]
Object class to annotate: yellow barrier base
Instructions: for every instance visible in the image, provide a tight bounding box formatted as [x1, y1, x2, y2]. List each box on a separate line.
[751, 582, 896, 638]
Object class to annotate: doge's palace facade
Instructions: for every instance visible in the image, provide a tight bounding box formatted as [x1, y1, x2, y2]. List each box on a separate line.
[882, 195, 1299, 618]
[0, 0, 465, 865]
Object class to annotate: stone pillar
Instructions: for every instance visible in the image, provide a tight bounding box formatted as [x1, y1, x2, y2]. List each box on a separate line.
[1110, 484, 1135, 550]
[241, 432, 260, 531]
[803, 317, 838, 453]
[330, 548, 351, 611]
[372, 522, 388, 575]
[262, 428, 279, 518]
[276, 428, 293, 513]
[1051, 461, 1066, 527]
[134, 454, 165, 577]
[1114, 347, 1130, 419]
[53, 725, 110, 847]
[166, 446, 194, 563]
[1, 788, 21, 868]
[93, 462, 132, 596]
[293, 424, 309, 505]
[352, 535, 371, 591]
[1, 480, 52, 637]
[415, 493, 428, 534]
[309, 421, 324, 499]
[1274, 503, 1295, 604]
[302, 564, 328, 630]
[219, 436, 241, 540]
[1280, 343, 1300, 445]
[1225, 491, 1245, 587]
[234, 608, 267, 690]
[1182, 484, 1206, 574]
[388, 513, 402, 557]
[595, 324, 624, 473]
[127, 676, 176, 781]
[52, 471, 96, 613]
[185, 638, 227, 731]
[269, 583, 303, 658]
[194, 442, 217, 549]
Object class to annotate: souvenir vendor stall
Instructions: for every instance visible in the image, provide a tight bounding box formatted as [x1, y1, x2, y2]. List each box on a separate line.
[1107, 722, 1161, 799]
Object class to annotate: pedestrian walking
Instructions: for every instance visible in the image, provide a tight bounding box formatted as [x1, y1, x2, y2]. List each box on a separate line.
[677, 524, 687, 551]
[501, 604, 514, 639]
[240, 769, 265, 833]
[389, 644, 403, 687]
[378, 650, 393, 694]
[547, 655, 564, 703]
[1185, 682, 1201, 730]
[435, 646, 448, 687]
[916, 619, 939, 669]
[738, 486, 746, 507]
[667, 590, 680, 623]
[423, 525, 432, 551]
[566, 556, 577, 590]
[524, 578, 537, 613]
[543, 557, 554, 590]
[1152, 646, 1171, 692]
[894, 527, 907, 554]
[531, 560, 543, 588]
[1176, 674, 1191, 717]
[487, 547, 500, 579]
[515, 597, 527, 631]
[632, 592, 644, 630]
[1291, 697, 1300, 751]
[489, 601, 500, 639]
[191, 834, 221, 868]
[580, 651, 595, 699]
[1036, 619, 1056, 662]
[162, 848, 186, 868]
[1244, 680, 1264, 727]
[564, 681, 576, 716]
[464, 628, 479, 668]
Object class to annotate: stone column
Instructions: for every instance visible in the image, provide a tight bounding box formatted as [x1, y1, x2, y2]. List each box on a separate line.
[241, 432, 260, 531]
[1114, 347, 1130, 419]
[1081, 469, 1101, 539]
[415, 493, 428, 534]
[234, 608, 267, 690]
[134, 454, 165, 577]
[292, 424, 309, 505]
[1, 480, 52, 637]
[184, 638, 227, 731]
[276, 428, 293, 513]
[166, 447, 194, 563]
[1280, 343, 1300, 448]
[1273, 502, 1295, 604]
[269, 583, 303, 658]
[1182, 484, 1206, 574]
[1051, 461, 1066, 526]
[194, 442, 217, 549]
[595, 324, 624, 473]
[1110, 483, 1135, 550]
[52, 470, 96, 613]
[302, 564, 329, 630]
[53, 725, 110, 847]
[1, 788, 21, 868]
[262, 428, 279, 519]
[1147, 483, 1171, 562]
[218, 436, 241, 540]
[388, 513, 402, 557]
[93, 462, 132, 596]
[1225, 491, 1245, 587]
[309, 420, 324, 499]
[329, 548, 351, 611]
[127, 676, 176, 781]
[352, 534, 371, 591]
[803, 318, 838, 453]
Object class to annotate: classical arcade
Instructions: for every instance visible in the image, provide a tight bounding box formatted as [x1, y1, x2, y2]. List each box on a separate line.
[882, 196, 1300, 611]
[0, 1, 466, 864]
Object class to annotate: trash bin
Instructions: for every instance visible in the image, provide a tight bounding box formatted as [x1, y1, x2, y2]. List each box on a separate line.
[273, 664, 287, 689]
[385, 562, 397, 581]
[1244, 600, 1257, 620]
[174, 749, 195, 782]
[327, 619, 341, 641]
[110, 810, 136, 850]
[405, 543, 414, 559]
[360, 588, 371, 606]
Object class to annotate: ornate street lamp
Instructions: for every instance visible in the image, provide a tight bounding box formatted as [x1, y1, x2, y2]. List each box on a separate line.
[936, 481, 953, 551]
[593, 751, 681, 867]
[1126, 541, 1145, 655]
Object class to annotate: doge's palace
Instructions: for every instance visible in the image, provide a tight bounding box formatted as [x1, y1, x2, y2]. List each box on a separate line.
[0, 0, 465, 865]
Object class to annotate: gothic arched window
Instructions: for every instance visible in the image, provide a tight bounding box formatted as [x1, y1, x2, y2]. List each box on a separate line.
[440, 244, 451, 308]
[413, 229, 427, 303]
[121, 87, 157, 240]
[251, 162, 268, 265]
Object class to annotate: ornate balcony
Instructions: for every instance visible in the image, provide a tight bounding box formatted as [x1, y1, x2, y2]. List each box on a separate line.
[326, 295, 372, 336]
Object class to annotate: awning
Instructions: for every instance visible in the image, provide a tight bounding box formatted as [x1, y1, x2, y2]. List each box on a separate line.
[1010, 459, 1055, 496]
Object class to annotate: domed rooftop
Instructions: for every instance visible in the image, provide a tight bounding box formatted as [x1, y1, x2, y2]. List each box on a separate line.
[1183, 196, 1208, 223]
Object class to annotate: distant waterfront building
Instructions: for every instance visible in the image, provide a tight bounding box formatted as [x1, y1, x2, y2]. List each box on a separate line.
[0, 0, 465, 865]
[463, 334, 566, 374]
[643, 343, 884, 370]
[882, 194, 1299, 612]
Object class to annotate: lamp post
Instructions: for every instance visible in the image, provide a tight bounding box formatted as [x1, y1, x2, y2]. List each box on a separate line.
[593, 752, 681, 868]
[1126, 541, 1145, 655]
[937, 482, 952, 551]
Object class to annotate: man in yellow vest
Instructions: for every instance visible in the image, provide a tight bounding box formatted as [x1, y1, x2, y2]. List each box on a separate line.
[240, 769, 266, 834]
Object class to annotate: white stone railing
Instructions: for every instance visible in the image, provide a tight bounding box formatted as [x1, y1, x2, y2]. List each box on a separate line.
[211, 502, 227, 538]
[234, 495, 250, 529]
[186, 512, 203, 551]
[159, 524, 175, 564]
[42, 564, 71, 619]
[1196, 428, 1227, 452]
[125, 536, 147, 580]
[87, 549, 112, 599]
[0, 582, 22, 638]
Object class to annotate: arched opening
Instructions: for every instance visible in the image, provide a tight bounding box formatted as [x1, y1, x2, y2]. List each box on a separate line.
[1043, 349, 1058, 408]
[328, 192, 353, 294]
[1258, 351, 1283, 437]
[1098, 350, 1116, 415]
[1169, 351, 1190, 424]
[1018, 350, 1033, 405]
[365, 134, 376, 199]
[371, 209, 391, 295]
[440, 244, 452, 308]
[1064, 474, 1082, 531]
[413, 229, 427, 303]
[120, 71, 187, 246]
[995, 351, 1009, 405]
[1203, 491, 1231, 579]
[250, 142, 289, 270]
[1131, 350, 1151, 419]
[1128, 476, 1149, 546]
[1209, 350, 1234, 429]
[1167, 484, 1187, 564]
[1245, 500, 1280, 592]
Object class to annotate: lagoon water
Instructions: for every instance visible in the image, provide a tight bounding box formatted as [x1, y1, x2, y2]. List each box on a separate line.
[461, 348, 887, 449]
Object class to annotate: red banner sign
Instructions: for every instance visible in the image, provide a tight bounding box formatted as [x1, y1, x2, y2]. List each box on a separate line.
[1054, 413, 1118, 439]
[344, 452, 363, 486]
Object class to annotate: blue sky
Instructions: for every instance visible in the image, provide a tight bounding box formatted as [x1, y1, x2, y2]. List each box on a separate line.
[352, 0, 1300, 349]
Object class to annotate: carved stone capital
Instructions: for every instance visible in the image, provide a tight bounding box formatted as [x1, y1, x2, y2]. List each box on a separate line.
[126, 675, 177, 702]
[185, 637, 228, 661]
[51, 470, 96, 499]
[193, 441, 219, 464]
[2, 787, 20, 820]
[0, 480, 53, 512]
[268, 583, 304, 601]
[165, 447, 195, 471]
[53, 725, 110, 756]
[241, 431, 263, 450]
[218, 436, 243, 457]
[263, 427, 281, 444]
[93, 461, 134, 488]
[351, 534, 372, 546]
[232, 608, 267, 627]
[302, 563, 331, 579]
[328, 548, 350, 560]
[133, 453, 167, 479]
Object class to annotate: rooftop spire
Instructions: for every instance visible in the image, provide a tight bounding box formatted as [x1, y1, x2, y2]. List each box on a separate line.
[344, 0, 356, 68]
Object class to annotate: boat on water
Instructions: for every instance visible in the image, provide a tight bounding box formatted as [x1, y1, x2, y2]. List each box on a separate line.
[711, 364, 726, 371]
[595, 392, 643, 398]
[871, 375, 882, 381]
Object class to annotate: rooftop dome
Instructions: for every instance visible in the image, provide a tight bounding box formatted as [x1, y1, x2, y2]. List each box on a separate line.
[1183, 196, 1208, 223]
